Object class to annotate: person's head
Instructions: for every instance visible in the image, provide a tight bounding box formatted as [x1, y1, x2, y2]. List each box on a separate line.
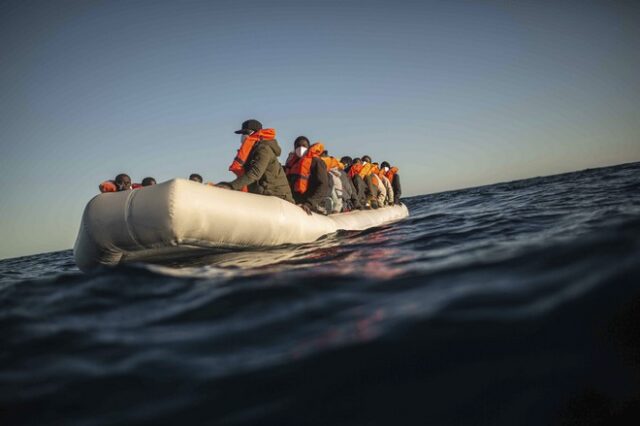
[234, 119, 262, 144]
[321, 150, 328, 157]
[353, 157, 362, 165]
[234, 119, 262, 135]
[380, 161, 391, 172]
[115, 174, 132, 191]
[294, 136, 310, 158]
[361, 155, 372, 165]
[189, 173, 203, 183]
[141, 177, 156, 186]
[340, 156, 353, 168]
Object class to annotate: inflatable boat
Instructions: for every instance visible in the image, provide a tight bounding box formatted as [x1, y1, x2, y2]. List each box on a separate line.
[73, 179, 410, 272]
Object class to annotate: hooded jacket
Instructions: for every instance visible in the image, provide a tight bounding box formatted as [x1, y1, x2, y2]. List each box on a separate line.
[228, 139, 294, 203]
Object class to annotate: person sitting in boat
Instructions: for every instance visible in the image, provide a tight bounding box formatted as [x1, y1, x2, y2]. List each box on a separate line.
[141, 177, 156, 187]
[344, 157, 368, 208]
[381, 161, 402, 204]
[325, 155, 362, 211]
[358, 155, 380, 209]
[369, 162, 389, 206]
[378, 170, 394, 206]
[285, 136, 331, 215]
[319, 151, 349, 212]
[99, 173, 140, 193]
[189, 173, 203, 183]
[340, 157, 362, 209]
[217, 119, 294, 204]
[320, 150, 344, 171]
[372, 162, 394, 206]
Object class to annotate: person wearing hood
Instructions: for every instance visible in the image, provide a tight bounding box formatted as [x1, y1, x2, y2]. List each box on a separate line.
[285, 136, 331, 215]
[381, 161, 402, 204]
[218, 119, 294, 203]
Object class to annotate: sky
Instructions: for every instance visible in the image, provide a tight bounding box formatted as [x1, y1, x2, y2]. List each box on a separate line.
[1, 0, 639, 260]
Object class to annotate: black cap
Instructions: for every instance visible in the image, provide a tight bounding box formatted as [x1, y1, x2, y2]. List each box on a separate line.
[234, 119, 262, 134]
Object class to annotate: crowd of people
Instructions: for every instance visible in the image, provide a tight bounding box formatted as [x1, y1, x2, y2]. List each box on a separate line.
[98, 119, 401, 216]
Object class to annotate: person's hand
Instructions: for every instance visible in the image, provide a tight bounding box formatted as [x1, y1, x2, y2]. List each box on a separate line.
[216, 182, 232, 190]
[298, 203, 313, 215]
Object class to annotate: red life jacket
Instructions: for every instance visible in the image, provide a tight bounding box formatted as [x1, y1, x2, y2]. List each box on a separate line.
[287, 143, 324, 194]
[349, 163, 363, 179]
[99, 181, 117, 193]
[228, 128, 276, 192]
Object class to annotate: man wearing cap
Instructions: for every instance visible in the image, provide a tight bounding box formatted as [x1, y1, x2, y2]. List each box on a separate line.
[218, 119, 294, 203]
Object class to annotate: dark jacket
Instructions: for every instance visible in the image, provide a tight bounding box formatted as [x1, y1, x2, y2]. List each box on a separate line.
[363, 174, 378, 197]
[289, 157, 330, 212]
[344, 167, 367, 208]
[391, 174, 402, 204]
[352, 174, 368, 206]
[338, 170, 362, 210]
[229, 139, 294, 203]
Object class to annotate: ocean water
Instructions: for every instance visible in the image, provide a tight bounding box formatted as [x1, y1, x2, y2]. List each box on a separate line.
[1, 162, 640, 425]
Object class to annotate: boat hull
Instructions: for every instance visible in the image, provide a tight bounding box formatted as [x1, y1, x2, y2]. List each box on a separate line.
[73, 179, 409, 271]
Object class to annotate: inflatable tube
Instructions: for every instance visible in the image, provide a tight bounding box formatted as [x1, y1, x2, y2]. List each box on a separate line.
[74, 179, 409, 271]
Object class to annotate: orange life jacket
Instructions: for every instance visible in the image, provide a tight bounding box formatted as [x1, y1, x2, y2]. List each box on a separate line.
[385, 166, 399, 183]
[228, 128, 276, 192]
[287, 143, 324, 194]
[377, 167, 390, 186]
[99, 181, 117, 193]
[358, 162, 373, 179]
[369, 165, 380, 186]
[132, 183, 142, 189]
[321, 156, 343, 171]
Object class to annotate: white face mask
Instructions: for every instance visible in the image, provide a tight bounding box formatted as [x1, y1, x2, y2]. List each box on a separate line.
[362, 161, 368, 166]
[384, 167, 390, 173]
[295, 146, 308, 158]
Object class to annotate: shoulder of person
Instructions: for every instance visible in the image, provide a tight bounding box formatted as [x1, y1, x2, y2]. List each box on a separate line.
[312, 157, 327, 168]
[255, 140, 277, 154]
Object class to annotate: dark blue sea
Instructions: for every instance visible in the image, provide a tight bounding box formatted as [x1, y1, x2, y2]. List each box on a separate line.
[2, 162, 640, 425]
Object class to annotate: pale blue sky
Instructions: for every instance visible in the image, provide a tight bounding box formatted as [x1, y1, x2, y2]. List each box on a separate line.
[1, 0, 639, 259]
